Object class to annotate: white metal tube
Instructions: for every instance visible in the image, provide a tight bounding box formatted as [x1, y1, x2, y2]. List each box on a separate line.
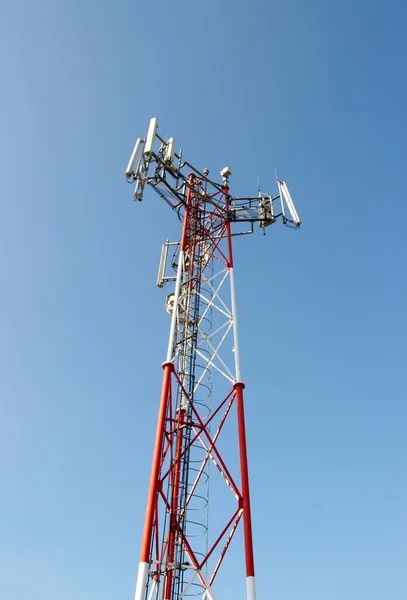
[246, 576, 256, 600]
[146, 579, 157, 600]
[180, 548, 217, 600]
[133, 562, 149, 600]
[177, 570, 198, 600]
[166, 249, 184, 362]
[229, 267, 242, 382]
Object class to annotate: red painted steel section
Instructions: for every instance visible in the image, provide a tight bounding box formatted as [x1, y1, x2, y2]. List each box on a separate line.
[223, 184, 234, 268]
[164, 408, 185, 600]
[200, 507, 241, 568]
[190, 400, 241, 498]
[180, 173, 195, 252]
[137, 176, 257, 597]
[234, 381, 255, 578]
[209, 510, 243, 585]
[139, 361, 174, 563]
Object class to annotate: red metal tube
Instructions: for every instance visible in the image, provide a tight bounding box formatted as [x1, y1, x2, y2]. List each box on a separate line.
[180, 174, 195, 252]
[234, 381, 255, 578]
[139, 361, 174, 563]
[164, 408, 185, 600]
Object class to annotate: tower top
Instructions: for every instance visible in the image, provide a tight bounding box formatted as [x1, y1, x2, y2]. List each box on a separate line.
[125, 117, 301, 232]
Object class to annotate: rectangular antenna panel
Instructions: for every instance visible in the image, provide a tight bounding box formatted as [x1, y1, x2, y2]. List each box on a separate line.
[165, 137, 176, 163]
[157, 243, 169, 288]
[144, 117, 158, 157]
[279, 181, 301, 227]
[125, 138, 143, 178]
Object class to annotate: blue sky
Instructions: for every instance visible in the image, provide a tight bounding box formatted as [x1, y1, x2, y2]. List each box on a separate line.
[1, 0, 407, 599]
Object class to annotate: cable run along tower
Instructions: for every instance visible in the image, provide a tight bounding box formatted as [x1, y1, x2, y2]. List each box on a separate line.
[125, 118, 301, 600]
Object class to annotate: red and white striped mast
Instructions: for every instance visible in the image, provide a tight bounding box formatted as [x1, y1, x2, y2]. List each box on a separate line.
[125, 118, 301, 600]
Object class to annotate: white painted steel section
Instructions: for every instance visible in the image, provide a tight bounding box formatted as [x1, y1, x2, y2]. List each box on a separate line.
[246, 576, 256, 600]
[204, 319, 229, 340]
[146, 579, 157, 600]
[202, 267, 228, 286]
[133, 562, 149, 600]
[180, 548, 217, 600]
[166, 249, 184, 362]
[195, 348, 234, 384]
[178, 569, 198, 599]
[200, 270, 231, 316]
[198, 291, 231, 320]
[229, 267, 241, 382]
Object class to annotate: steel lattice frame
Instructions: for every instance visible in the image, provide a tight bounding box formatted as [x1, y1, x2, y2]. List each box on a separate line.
[125, 117, 300, 600]
[134, 174, 255, 600]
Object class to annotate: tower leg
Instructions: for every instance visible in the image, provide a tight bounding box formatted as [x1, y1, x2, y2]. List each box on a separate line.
[235, 381, 256, 600]
[134, 361, 174, 600]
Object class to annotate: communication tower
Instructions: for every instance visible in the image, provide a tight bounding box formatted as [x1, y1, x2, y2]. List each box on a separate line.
[125, 118, 301, 600]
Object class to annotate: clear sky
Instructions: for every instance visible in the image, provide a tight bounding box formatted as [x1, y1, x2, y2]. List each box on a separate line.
[1, 1, 406, 599]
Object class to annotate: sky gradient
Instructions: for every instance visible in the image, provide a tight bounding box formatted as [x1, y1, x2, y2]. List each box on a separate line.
[1, 1, 407, 599]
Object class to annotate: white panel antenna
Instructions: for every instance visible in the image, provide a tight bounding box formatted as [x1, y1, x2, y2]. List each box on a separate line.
[165, 137, 176, 164]
[125, 118, 160, 201]
[125, 138, 143, 178]
[144, 117, 158, 157]
[277, 180, 301, 227]
[134, 177, 147, 202]
[157, 243, 169, 288]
